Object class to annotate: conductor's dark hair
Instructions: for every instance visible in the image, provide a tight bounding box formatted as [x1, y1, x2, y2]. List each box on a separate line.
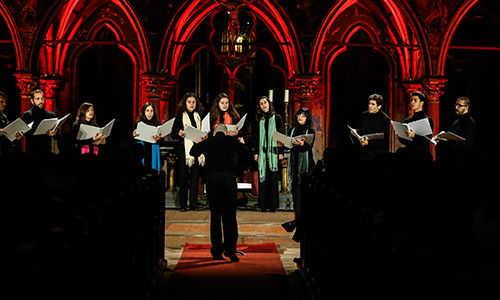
[0, 91, 6, 99]
[411, 91, 426, 103]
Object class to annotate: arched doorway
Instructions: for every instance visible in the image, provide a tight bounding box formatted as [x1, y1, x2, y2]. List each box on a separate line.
[328, 31, 389, 149]
[76, 31, 134, 148]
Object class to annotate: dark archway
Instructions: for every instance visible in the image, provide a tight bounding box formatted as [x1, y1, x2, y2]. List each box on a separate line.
[77, 44, 134, 148]
[442, 2, 500, 155]
[329, 31, 389, 149]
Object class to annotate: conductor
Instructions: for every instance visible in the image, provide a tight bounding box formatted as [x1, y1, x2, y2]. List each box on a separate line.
[190, 124, 248, 262]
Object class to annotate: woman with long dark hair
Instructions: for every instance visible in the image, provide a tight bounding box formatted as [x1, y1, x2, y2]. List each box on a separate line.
[210, 93, 241, 135]
[171, 92, 205, 211]
[287, 107, 315, 218]
[73, 102, 106, 155]
[132, 102, 162, 171]
[252, 96, 284, 212]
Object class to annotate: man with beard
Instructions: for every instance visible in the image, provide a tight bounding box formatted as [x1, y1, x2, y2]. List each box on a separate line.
[21, 89, 58, 154]
[436, 96, 476, 162]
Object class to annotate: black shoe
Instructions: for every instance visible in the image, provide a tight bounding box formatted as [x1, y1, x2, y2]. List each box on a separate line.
[225, 253, 240, 263]
[213, 255, 225, 260]
[190, 207, 199, 211]
[269, 208, 276, 213]
[180, 208, 186, 212]
[281, 220, 296, 233]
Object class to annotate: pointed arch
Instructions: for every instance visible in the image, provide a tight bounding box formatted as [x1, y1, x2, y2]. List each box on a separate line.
[0, 1, 25, 69]
[33, 0, 151, 74]
[436, 0, 481, 76]
[310, 0, 429, 79]
[159, 0, 302, 79]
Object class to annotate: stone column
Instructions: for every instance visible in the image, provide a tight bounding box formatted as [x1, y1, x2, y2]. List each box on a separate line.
[14, 72, 39, 152]
[141, 73, 167, 122]
[39, 76, 63, 114]
[421, 76, 447, 137]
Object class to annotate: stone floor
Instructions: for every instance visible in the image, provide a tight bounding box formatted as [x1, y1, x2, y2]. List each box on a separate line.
[149, 208, 314, 300]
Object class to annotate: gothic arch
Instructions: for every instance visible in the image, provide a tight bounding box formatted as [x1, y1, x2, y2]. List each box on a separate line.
[310, 0, 428, 78]
[436, 0, 480, 76]
[0, 1, 24, 69]
[32, 0, 151, 74]
[159, 0, 302, 80]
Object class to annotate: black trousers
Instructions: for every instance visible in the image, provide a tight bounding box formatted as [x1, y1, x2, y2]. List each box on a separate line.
[178, 150, 200, 210]
[258, 167, 279, 212]
[206, 172, 238, 256]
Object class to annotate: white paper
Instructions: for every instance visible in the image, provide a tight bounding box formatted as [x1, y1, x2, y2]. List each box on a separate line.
[430, 131, 465, 145]
[226, 113, 247, 132]
[273, 131, 314, 149]
[391, 121, 412, 140]
[77, 119, 115, 143]
[201, 113, 210, 133]
[32, 113, 70, 135]
[184, 125, 208, 142]
[157, 118, 175, 137]
[2, 118, 32, 141]
[135, 122, 160, 144]
[409, 118, 433, 136]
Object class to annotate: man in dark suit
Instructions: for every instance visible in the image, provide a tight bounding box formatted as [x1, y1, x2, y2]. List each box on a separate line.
[190, 124, 248, 262]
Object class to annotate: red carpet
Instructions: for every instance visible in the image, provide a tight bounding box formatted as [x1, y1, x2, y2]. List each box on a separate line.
[164, 243, 293, 300]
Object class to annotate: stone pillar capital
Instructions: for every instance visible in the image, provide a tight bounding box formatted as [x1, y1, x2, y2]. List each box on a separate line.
[420, 76, 448, 104]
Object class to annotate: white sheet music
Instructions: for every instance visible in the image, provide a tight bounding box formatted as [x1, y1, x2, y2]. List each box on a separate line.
[2, 118, 32, 141]
[226, 113, 247, 132]
[77, 119, 115, 144]
[273, 131, 314, 148]
[201, 113, 210, 133]
[33, 113, 70, 135]
[391, 121, 412, 140]
[184, 125, 208, 142]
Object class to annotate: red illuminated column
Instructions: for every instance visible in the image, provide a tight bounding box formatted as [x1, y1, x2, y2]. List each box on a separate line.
[141, 74, 166, 122]
[14, 71, 38, 115]
[40, 76, 63, 114]
[402, 81, 423, 117]
[14, 72, 39, 152]
[421, 76, 447, 137]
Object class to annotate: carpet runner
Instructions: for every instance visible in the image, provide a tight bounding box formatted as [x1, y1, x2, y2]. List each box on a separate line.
[164, 243, 293, 300]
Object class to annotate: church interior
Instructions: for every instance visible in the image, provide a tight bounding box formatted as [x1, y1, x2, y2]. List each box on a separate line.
[1, 0, 500, 299]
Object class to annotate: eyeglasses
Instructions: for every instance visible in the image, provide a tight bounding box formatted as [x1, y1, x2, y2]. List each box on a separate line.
[455, 103, 467, 108]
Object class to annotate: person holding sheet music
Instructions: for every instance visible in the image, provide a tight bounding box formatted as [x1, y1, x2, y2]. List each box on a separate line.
[352, 94, 390, 161]
[397, 91, 434, 156]
[0, 92, 22, 154]
[252, 95, 284, 213]
[210, 93, 241, 136]
[287, 107, 315, 219]
[21, 89, 58, 154]
[73, 102, 106, 155]
[436, 96, 476, 162]
[132, 102, 162, 171]
[171, 92, 205, 212]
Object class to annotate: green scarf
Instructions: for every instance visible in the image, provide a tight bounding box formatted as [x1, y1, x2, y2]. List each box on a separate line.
[258, 115, 278, 182]
[287, 128, 310, 191]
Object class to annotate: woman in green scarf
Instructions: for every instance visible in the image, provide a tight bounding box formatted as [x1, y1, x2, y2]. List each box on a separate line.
[252, 96, 284, 212]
